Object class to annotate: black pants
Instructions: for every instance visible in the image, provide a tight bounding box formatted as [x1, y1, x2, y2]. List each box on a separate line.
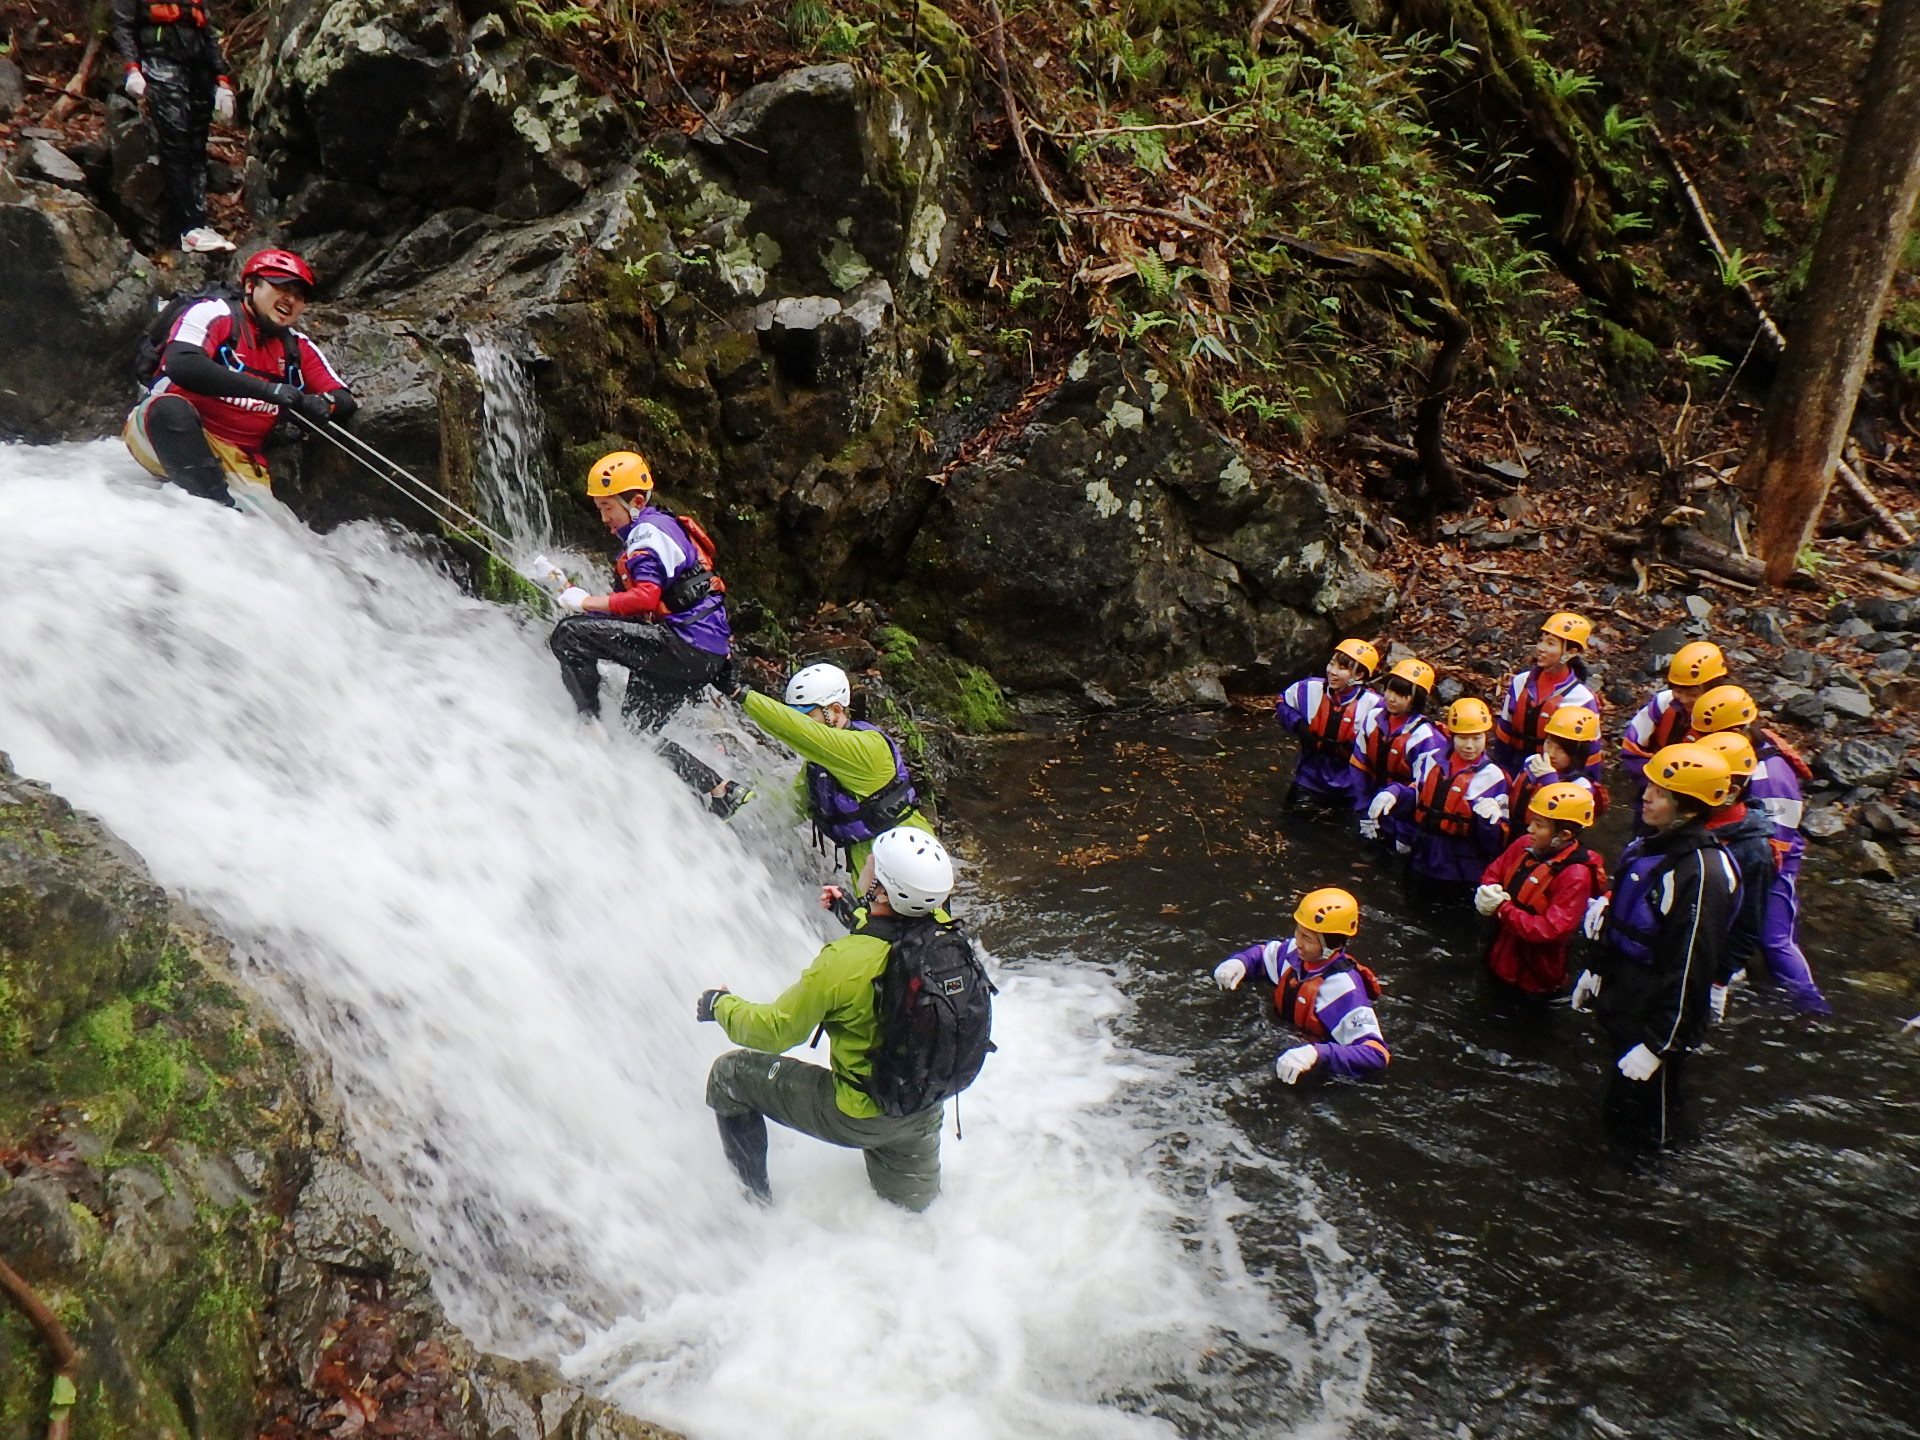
[140, 44, 217, 235]
[138, 393, 234, 506]
[1602, 1044, 1690, 1154]
[548, 615, 728, 795]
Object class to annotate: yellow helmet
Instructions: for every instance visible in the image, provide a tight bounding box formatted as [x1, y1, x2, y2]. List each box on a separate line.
[1667, 641, 1728, 687]
[1444, 697, 1494, 735]
[585, 450, 655, 498]
[1293, 886, 1360, 938]
[1529, 782, 1595, 829]
[1388, 657, 1436, 692]
[1696, 730, 1758, 778]
[1645, 743, 1734, 807]
[1333, 638, 1381, 677]
[1541, 612, 1592, 650]
[1543, 705, 1601, 744]
[1691, 684, 1757, 736]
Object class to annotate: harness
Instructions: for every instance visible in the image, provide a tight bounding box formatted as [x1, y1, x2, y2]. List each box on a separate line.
[1304, 683, 1367, 760]
[1414, 760, 1480, 838]
[661, 513, 727, 614]
[806, 722, 919, 848]
[213, 300, 300, 386]
[1275, 951, 1382, 1040]
[1496, 841, 1605, 916]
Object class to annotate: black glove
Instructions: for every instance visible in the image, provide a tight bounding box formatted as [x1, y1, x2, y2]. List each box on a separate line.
[713, 658, 747, 702]
[696, 987, 730, 1023]
[325, 388, 359, 422]
[267, 384, 334, 425]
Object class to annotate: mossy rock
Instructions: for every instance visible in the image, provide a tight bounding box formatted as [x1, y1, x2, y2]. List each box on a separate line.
[875, 625, 1012, 735]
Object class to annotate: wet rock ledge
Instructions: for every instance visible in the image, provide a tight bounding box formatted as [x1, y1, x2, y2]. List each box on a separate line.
[0, 752, 676, 1440]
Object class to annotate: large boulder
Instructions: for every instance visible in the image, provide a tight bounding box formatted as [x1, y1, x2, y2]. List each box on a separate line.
[0, 172, 156, 441]
[914, 351, 1395, 705]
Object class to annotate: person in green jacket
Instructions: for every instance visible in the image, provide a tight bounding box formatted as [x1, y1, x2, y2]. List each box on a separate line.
[697, 827, 956, 1211]
[739, 661, 934, 881]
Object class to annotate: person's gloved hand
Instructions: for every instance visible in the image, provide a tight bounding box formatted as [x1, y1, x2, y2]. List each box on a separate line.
[1472, 795, 1506, 825]
[324, 389, 358, 422]
[213, 81, 236, 123]
[1569, 970, 1602, 1011]
[1616, 1043, 1662, 1081]
[521, 553, 571, 590]
[1367, 791, 1396, 821]
[1212, 956, 1247, 990]
[267, 383, 334, 424]
[1524, 752, 1556, 779]
[1274, 1045, 1318, 1084]
[712, 657, 748, 702]
[1582, 895, 1610, 941]
[1357, 817, 1380, 841]
[695, 987, 730, 1023]
[556, 586, 591, 614]
[1473, 883, 1509, 917]
[124, 67, 147, 100]
[1708, 983, 1730, 1025]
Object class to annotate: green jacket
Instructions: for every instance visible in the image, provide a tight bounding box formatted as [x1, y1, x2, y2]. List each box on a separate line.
[741, 691, 933, 868]
[713, 916, 910, 1118]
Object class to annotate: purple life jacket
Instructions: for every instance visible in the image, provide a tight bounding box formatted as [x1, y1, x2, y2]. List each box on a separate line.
[805, 722, 919, 846]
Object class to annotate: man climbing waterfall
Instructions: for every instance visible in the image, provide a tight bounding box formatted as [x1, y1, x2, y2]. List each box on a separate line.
[547, 449, 751, 817]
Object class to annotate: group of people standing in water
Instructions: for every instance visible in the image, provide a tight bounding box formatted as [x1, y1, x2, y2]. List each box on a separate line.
[1246, 615, 1828, 1151]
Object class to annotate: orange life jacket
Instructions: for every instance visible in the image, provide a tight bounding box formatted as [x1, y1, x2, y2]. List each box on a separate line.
[1414, 760, 1481, 838]
[1274, 954, 1383, 1039]
[1305, 685, 1365, 759]
[1508, 666, 1580, 751]
[143, 0, 210, 26]
[1495, 840, 1607, 916]
[1361, 715, 1431, 785]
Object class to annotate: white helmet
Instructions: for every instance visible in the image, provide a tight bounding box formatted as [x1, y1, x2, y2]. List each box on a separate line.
[785, 662, 851, 710]
[870, 827, 953, 917]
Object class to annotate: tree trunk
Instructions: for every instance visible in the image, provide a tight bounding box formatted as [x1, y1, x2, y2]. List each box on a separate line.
[1744, 0, 1920, 586]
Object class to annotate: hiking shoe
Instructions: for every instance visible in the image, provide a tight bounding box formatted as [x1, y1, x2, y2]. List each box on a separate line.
[708, 781, 754, 821]
[180, 226, 236, 253]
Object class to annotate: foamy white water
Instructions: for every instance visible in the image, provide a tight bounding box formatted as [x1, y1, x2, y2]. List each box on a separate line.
[0, 443, 1364, 1439]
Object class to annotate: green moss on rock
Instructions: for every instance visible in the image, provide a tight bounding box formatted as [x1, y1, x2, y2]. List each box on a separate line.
[876, 625, 1011, 734]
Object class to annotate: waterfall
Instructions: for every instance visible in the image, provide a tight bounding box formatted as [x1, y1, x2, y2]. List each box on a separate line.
[470, 334, 559, 557]
[0, 444, 1364, 1440]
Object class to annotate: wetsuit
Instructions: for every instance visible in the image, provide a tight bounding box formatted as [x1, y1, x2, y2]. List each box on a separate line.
[549, 505, 734, 796]
[1592, 826, 1739, 1148]
[124, 295, 351, 504]
[111, 0, 230, 238]
[1276, 675, 1380, 807]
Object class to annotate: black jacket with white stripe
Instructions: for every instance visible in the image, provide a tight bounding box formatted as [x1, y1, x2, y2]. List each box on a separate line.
[1596, 824, 1740, 1057]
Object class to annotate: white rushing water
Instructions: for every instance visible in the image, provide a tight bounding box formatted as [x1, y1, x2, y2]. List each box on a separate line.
[0, 443, 1368, 1439]
[470, 334, 559, 558]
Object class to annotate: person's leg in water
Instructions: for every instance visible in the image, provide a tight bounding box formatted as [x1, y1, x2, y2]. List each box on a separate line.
[143, 50, 215, 242]
[124, 393, 235, 506]
[1753, 869, 1831, 1014]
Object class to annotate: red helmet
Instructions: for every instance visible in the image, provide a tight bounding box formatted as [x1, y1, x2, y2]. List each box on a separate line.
[241, 248, 315, 289]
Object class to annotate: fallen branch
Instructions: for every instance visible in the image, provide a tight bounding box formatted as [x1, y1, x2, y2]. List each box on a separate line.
[42, 34, 101, 126]
[1029, 106, 1254, 140]
[0, 1256, 80, 1440]
[1064, 202, 1234, 241]
[652, 31, 767, 156]
[986, 0, 1067, 220]
[1248, 0, 1296, 52]
[1652, 121, 1912, 548]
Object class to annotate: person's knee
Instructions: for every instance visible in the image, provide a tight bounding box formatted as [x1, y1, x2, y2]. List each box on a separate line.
[144, 394, 206, 443]
[548, 616, 592, 661]
[705, 1050, 758, 1116]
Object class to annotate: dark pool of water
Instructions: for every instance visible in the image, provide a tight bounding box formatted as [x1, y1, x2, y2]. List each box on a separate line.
[956, 713, 1920, 1439]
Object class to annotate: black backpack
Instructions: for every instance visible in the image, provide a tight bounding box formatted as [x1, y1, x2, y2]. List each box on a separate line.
[132, 283, 298, 388]
[863, 916, 996, 1117]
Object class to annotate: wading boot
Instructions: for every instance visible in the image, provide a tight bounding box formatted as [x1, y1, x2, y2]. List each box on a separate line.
[716, 1112, 772, 1204]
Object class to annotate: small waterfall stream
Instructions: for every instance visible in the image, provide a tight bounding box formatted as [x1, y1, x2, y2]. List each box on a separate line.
[470, 333, 559, 557]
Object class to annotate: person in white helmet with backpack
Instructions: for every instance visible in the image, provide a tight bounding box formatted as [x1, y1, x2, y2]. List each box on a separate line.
[696, 827, 993, 1211]
[739, 661, 934, 882]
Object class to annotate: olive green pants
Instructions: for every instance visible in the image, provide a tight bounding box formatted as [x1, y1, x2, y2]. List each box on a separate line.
[705, 1050, 943, 1211]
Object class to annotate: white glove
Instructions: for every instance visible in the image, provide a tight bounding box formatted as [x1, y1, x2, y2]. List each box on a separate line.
[1616, 1043, 1663, 1082]
[556, 586, 590, 614]
[1274, 1045, 1319, 1084]
[124, 68, 147, 100]
[213, 82, 236, 123]
[1212, 957, 1247, 991]
[1582, 895, 1610, 941]
[1708, 984, 1730, 1025]
[520, 553, 571, 589]
[1569, 970, 1602, 1011]
[1357, 817, 1380, 841]
[1367, 791, 1396, 821]
[1524, 753, 1555, 779]
[1471, 795, 1506, 825]
[1473, 883, 1509, 917]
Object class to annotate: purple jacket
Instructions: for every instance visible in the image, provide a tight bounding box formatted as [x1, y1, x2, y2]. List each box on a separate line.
[1226, 938, 1391, 1079]
[1277, 676, 1381, 803]
[1747, 737, 1807, 875]
[613, 507, 731, 656]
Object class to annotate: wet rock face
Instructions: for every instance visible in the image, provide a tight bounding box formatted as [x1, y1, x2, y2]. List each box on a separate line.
[0, 172, 155, 442]
[918, 351, 1394, 705]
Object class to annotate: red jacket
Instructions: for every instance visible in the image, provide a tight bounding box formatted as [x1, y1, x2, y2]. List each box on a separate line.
[1481, 836, 1604, 995]
[154, 297, 345, 455]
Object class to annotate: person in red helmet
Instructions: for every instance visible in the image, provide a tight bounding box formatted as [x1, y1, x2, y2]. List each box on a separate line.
[123, 249, 356, 507]
[111, 0, 239, 253]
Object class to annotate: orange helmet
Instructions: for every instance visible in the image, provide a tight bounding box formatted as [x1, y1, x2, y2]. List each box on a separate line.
[1293, 886, 1360, 937]
[585, 450, 655, 498]
[1646, 743, 1734, 807]
[1388, 658, 1436, 693]
[1543, 706, 1601, 744]
[1667, 641, 1727, 687]
[1444, 697, 1494, 735]
[1541, 612, 1592, 650]
[1333, 638, 1380, 677]
[1528, 782, 1595, 829]
[1696, 730, 1758, 778]
[1691, 684, 1757, 736]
